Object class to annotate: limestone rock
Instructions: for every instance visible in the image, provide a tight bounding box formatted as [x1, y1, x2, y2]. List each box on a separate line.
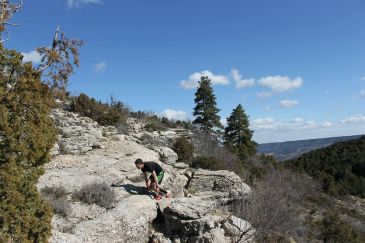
[152, 146, 178, 165]
[51, 109, 112, 155]
[187, 169, 251, 201]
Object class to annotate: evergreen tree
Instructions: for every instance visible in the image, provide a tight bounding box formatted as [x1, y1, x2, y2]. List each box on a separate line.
[193, 76, 222, 132]
[224, 104, 257, 159]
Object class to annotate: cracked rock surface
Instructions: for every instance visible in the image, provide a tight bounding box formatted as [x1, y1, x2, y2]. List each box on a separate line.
[38, 111, 252, 243]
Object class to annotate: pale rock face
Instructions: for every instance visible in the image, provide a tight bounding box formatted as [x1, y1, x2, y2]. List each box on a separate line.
[51, 109, 117, 155]
[151, 146, 178, 165]
[40, 109, 252, 243]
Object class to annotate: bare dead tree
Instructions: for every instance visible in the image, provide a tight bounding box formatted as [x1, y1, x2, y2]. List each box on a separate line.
[36, 26, 83, 97]
[0, 0, 22, 42]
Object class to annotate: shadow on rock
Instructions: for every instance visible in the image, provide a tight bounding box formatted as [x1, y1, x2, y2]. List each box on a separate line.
[112, 183, 151, 195]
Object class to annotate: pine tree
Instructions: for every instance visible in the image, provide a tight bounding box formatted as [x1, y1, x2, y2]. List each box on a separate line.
[193, 76, 222, 133]
[224, 104, 257, 159]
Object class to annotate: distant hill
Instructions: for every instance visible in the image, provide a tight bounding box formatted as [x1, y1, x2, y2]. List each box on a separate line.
[284, 136, 365, 197]
[257, 135, 363, 161]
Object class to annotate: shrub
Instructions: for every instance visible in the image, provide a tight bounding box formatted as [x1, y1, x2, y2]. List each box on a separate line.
[317, 210, 363, 242]
[173, 137, 194, 162]
[50, 199, 71, 217]
[41, 185, 68, 199]
[72, 182, 116, 209]
[192, 156, 226, 171]
[144, 123, 165, 132]
[235, 169, 320, 242]
[191, 129, 241, 174]
[0, 44, 57, 242]
[40, 185, 71, 217]
[130, 110, 192, 130]
[69, 93, 128, 127]
[116, 123, 130, 135]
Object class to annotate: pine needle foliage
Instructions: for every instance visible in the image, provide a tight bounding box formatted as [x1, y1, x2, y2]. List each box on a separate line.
[224, 104, 257, 159]
[193, 76, 222, 133]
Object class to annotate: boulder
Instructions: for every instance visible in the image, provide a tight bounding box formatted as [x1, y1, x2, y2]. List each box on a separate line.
[152, 146, 178, 165]
[71, 196, 157, 243]
[223, 215, 254, 242]
[187, 169, 251, 202]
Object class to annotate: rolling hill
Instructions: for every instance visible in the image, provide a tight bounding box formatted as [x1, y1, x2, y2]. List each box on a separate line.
[257, 135, 363, 161]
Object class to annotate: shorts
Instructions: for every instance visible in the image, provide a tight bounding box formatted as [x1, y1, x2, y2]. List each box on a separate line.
[149, 171, 164, 184]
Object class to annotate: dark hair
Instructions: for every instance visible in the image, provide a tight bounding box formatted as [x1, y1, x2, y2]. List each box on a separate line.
[135, 158, 143, 164]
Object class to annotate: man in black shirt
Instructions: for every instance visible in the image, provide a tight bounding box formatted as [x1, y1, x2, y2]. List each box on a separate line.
[135, 158, 170, 200]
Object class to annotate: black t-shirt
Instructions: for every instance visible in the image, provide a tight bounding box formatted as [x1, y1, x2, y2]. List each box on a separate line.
[141, 162, 163, 175]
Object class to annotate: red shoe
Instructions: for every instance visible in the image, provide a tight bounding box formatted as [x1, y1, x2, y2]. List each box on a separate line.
[154, 194, 162, 200]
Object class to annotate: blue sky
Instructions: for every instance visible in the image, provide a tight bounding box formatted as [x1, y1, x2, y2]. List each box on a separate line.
[7, 0, 365, 143]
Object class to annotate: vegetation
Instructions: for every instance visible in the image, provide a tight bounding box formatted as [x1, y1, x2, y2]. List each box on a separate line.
[309, 209, 364, 242]
[236, 169, 320, 242]
[72, 182, 116, 209]
[0, 1, 82, 241]
[41, 185, 71, 217]
[130, 110, 192, 131]
[0, 44, 57, 242]
[191, 156, 227, 170]
[224, 104, 257, 160]
[286, 136, 365, 197]
[191, 129, 242, 173]
[69, 93, 129, 127]
[172, 137, 194, 162]
[192, 76, 222, 132]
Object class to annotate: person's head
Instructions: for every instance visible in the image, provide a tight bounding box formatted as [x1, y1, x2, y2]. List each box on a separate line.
[135, 158, 144, 169]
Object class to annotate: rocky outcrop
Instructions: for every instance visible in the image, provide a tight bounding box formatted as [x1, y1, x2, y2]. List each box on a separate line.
[153, 169, 252, 243]
[39, 110, 252, 243]
[51, 109, 118, 155]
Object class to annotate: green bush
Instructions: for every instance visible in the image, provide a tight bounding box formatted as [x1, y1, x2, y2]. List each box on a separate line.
[72, 182, 116, 209]
[0, 44, 57, 242]
[69, 93, 128, 127]
[173, 137, 194, 162]
[144, 123, 166, 132]
[192, 156, 226, 170]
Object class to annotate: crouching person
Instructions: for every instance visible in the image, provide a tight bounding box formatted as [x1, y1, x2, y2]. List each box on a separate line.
[134, 158, 171, 200]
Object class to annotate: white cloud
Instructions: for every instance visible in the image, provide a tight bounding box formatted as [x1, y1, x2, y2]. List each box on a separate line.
[252, 115, 365, 143]
[361, 90, 365, 97]
[252, 117, 332, 131]
[160, 109, 187, 121]
[279, 99, 299, 108]
[340, 114, 365, 124]
[256, 92, 273, 98]
[21, 50, 42, 63]
[258, 75, 303, 92]
[359, 76, 365, 81]
[67, 0, 102, 8]
[94, 61, 107, 72]
[180, 70, 229, 89]
[230, 69, 255, 89]
[252, 117, 276, 129]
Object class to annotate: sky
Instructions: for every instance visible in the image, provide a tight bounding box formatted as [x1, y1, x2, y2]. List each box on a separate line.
[5, 0, 365, 143]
